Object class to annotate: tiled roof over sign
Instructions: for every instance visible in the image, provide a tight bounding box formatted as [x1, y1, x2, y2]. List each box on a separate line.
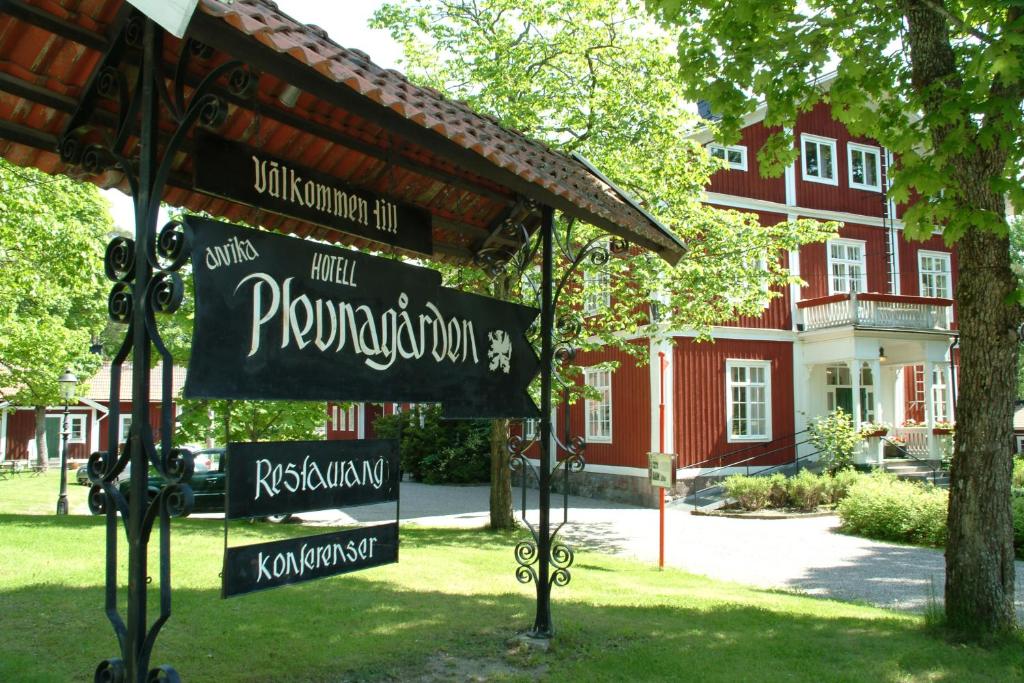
[0, 0, 685, 263]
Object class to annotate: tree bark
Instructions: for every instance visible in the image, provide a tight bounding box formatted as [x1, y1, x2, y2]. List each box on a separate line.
[903, 0, 1021, 636]
[945, 223, 1018, 634]
[33, 405, 48, 470]
[489, 417, 515, 530]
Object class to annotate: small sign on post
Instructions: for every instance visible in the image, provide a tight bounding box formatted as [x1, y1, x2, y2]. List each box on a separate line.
[647, 452, 676, 488]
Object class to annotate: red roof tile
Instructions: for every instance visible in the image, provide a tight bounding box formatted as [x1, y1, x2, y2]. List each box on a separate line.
[0, 0, 685, 263]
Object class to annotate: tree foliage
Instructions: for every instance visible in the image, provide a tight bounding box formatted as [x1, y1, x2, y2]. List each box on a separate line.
[0, 159, 110, 413]
[374, 0, 834, 354]
[646, 0, 1023, 634]
[175, 398, 326, 445]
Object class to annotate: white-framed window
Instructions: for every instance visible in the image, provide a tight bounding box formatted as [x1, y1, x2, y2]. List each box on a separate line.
[118, 415, 132, 443]
[801, 134, 837, 185]
[708, 143, 748, 171]
[524, 418, 539, 441]
[331, 404, 357, 432]
[932, 367, 949, 422]
[847, 142, 882, 191]
[726, 360, 771, 441]
[827, 238, 867, 294]
[583, 269, 610, 316]
[67, 414, 86, 444]
[584, 367, 612, 443]
[918, 251, 952, 298]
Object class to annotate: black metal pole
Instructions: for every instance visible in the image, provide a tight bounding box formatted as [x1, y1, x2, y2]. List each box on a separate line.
[125, 19, 158, 683]
[532, 205, 555, 637]
[56, 398, 69, 515]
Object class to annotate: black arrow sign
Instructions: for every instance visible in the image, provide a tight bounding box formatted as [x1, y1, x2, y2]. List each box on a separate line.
[183, 216, 540, 418]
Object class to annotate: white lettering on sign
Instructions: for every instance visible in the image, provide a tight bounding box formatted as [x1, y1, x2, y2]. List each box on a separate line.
[204, 235, 260, 270]
[251, 155, 402, 237]
[234, 273, 480, 371]
[309, 252, 357, 288]
[255, 536, 380, 583]
[254, 454, 387, 500]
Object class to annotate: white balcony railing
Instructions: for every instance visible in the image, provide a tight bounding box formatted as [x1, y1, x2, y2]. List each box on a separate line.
[798, 292, 953, 332]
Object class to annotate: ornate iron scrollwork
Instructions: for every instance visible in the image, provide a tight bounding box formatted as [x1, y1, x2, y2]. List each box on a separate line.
[53, 12, 264, 681]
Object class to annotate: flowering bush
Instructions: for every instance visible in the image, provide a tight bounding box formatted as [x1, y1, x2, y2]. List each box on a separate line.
[809, 408, 862, 473]
[858, 421, 892, 437]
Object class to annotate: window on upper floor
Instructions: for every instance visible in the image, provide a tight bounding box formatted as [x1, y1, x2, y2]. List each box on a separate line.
[847, 143, 882, 192]
[583, 269, 610, 316]
[801, 134, 837, 185]
[726, 360, 771, 442]
[584, 367, 612, 443]
[708, 144, 748, 171]
[331, 404, 357, 432]
[918, 251, 952, 299]
[827, 239, 867, 294]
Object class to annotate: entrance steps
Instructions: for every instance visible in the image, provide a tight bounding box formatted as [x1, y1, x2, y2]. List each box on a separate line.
[882, 458, 948, 487]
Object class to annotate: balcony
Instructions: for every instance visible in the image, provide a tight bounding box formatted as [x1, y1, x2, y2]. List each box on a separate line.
[797, 292, 954, 332]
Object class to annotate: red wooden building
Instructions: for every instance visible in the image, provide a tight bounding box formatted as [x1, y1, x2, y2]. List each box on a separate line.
[536, 97, 962, 505]
[1, 363, 185, 465]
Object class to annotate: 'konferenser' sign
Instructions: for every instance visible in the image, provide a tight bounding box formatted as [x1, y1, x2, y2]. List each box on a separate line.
[183, 216, 540, 418]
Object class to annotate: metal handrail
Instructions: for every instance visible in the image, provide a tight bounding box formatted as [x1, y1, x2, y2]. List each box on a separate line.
[880, 436, 940, 485]
[681, 429, 810, 471]
[688, 449, 823, 509]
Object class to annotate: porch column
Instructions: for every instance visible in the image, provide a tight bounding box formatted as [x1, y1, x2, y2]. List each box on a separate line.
[943, 362, 956, 423]
[868, 359, 883, 465]
[850, 360, 862, 429]
[924, 360, 936, 459]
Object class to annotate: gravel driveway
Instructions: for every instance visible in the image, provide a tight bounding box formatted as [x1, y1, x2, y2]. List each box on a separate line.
[297, 482, 1024, 618]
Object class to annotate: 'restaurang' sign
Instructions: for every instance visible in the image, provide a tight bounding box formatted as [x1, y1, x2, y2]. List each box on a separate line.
[225, 440, 399, 520]
[193, 133, 433, 257]
[183, 216, 540, 419]
[222, 522, 398, 598]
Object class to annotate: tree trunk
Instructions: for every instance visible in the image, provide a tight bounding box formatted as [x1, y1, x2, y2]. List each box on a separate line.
[33, 405, 49, 470]
[489, 418, 515, 530]
[945, 225, 1019, 634]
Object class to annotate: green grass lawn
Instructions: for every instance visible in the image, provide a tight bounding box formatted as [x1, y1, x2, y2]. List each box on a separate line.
[1, 473, 1021, 682]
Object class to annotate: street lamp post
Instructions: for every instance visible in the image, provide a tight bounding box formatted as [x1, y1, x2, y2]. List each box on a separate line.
[56, 368, 78, 516]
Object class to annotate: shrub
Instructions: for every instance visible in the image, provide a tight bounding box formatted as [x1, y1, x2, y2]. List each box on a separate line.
[837, 472, 948, 547]
[374, 406, 491, 484]
[1013, 457, 1024, 489]
[722, 475, 773, 511]
[1013, 493, 1024, 560]
[766, 473, 789, 508]
[809, 408, 863, 473]
[787, 469, 829, 511]
[827, 468, 862, 504]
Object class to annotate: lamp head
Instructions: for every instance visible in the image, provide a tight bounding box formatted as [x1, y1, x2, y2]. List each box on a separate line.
[57, 368, 78, 402]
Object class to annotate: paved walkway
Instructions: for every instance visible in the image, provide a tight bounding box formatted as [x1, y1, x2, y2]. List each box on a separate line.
[297, 482, 1024, 618]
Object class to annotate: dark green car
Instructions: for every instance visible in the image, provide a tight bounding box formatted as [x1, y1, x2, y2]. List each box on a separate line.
[114, 448, 290, 522]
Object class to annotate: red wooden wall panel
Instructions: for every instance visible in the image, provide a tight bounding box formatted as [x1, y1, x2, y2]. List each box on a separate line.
[798, 221, 891, 299]
[674, 338, 794, 467]
[706, 123, 786, 203]
[5, 410, 34, 460]
[794, 103, 888, 217]
[556, 344, 651, 469]
[717, 211, 793, 329]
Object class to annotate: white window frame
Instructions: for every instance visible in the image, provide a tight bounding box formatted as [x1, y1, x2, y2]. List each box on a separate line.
[584, 367, 613, 443]
[67, 414, 86, 444]
[932, 367, 949, 422]
[118, 414, 132, 444]
[524, 418, 539, 441]
[725, 360, 772, 442]
[918, 250, 952, 299]
[708, 143, 748, 171]
[827, 238, 868, 295]
[800, 133, 838, 185]
[847, 142, 882, 192]
[583, 269, 611, 317]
